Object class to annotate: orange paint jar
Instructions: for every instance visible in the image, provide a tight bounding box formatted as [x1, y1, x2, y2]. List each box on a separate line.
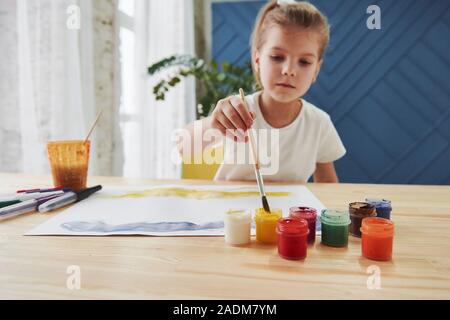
[361, 217, 394, 261]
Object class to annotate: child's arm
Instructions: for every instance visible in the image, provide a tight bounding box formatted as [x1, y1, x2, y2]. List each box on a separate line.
[313, 162, 339, 183]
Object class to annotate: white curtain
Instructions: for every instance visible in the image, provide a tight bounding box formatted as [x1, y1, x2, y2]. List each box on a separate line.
[0, 0, 193, 178]
[0, 0, 121, 176]
[131, 0, 196, 179]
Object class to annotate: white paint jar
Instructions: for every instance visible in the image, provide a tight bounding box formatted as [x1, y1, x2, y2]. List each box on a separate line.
[224, 209, 251, 245]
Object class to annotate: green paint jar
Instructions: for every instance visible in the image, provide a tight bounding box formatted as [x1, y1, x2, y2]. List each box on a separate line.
[320, 209, 351, 247]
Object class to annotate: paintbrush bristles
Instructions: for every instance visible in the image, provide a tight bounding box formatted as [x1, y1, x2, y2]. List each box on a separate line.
[262, 195, 271, 213]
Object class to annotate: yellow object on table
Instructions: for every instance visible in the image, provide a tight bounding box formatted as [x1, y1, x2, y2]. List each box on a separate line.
[255, 208, 282, 244]
[182, 145, 223, 180]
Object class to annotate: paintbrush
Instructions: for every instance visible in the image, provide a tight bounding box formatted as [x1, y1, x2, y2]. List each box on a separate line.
[239, 88, 271, 213]
[84, 109, 103, 143]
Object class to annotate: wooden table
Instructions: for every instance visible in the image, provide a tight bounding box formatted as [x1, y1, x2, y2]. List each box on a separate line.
[0, 173, 449, 299]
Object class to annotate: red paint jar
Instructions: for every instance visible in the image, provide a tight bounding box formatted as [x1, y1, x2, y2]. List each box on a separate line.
[361, 217, 394, 261]
[289, 207, 317, 243]
[276, 218, 309, 260]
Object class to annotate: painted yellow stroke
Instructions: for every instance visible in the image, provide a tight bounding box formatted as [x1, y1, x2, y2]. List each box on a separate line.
[107, 187, 290, 200]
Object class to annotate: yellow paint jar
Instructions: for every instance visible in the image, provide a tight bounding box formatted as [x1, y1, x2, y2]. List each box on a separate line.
[255, 208, 282, 244]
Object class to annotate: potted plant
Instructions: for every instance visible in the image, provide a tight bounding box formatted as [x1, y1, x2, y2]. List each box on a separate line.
[148, 55, 256, 119]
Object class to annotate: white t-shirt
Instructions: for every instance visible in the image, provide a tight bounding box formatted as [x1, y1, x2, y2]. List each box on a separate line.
[214, 91, 346, 183]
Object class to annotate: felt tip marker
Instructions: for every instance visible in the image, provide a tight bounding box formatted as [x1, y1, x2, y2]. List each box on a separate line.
[38, 185, 102, 213]
[0, 190, 67, 203]
[38, 192, 77, 213]
[0, 199, 21, 209]
[0, 194, 61, 222]
[16, 187, 71, 193]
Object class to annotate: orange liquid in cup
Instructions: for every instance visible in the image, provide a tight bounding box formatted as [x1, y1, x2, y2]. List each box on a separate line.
[47, 140, 90, 192]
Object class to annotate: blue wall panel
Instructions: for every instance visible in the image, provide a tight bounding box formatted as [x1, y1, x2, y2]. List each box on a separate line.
[212, 0, 450, 184]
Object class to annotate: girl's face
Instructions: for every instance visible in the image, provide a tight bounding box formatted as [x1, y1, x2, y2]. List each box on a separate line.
[254, 25, 323, 103]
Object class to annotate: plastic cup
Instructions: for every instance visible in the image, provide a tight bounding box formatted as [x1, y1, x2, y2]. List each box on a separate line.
[47, 140, 90, 192]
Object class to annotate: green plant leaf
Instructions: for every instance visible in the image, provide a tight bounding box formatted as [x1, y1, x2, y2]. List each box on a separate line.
[216, 73, 226, 82]
[149, 55, 255, 118]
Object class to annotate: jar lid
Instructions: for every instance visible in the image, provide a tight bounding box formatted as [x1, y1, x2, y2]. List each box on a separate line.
[361, 217, 394, 236]
[289, 207, 317, 221]
[365, 198, 392, 210]
[225, 209, 251, 222]
[255, 208, 282, 222]
[276, 218, 309, 235]
[320, 209, 350, 226]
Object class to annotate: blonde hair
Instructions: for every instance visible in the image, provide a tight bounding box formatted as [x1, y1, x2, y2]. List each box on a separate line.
[250, 0, 330, 87]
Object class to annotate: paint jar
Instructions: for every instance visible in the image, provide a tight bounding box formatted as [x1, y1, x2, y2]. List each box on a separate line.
[366, 198, 392, 220]
[47, 140, 90, 192]
[224, 209, 251, 246]
[349, 202, 376, 238]
[276, 218, 309, 260]
[255, 208, 282, 244]
[320, 209, 350, 247]
[361, 217, 394, 261]
[289, 207, 317, 244]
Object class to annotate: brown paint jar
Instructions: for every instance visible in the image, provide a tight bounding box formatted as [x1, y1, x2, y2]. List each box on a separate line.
[349, 202, 376, 238]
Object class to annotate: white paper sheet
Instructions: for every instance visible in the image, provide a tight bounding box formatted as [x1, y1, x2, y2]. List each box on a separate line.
[25, 184, 326, 236]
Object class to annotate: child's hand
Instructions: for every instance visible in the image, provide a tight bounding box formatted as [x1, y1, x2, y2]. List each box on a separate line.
[211, 96, 255, 142]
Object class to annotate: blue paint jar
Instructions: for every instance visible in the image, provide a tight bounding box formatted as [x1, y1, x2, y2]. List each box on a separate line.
[365, 199, 392, 220]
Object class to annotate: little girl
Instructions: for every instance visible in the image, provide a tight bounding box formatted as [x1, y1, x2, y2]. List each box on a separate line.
[182, 0, 346, 183]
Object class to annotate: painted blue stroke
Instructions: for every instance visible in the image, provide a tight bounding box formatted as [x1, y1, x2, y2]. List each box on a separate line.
[61, 220, 224, 233]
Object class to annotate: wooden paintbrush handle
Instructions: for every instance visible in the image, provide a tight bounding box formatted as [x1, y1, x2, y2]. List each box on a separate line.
[239, 89, 260, 169]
